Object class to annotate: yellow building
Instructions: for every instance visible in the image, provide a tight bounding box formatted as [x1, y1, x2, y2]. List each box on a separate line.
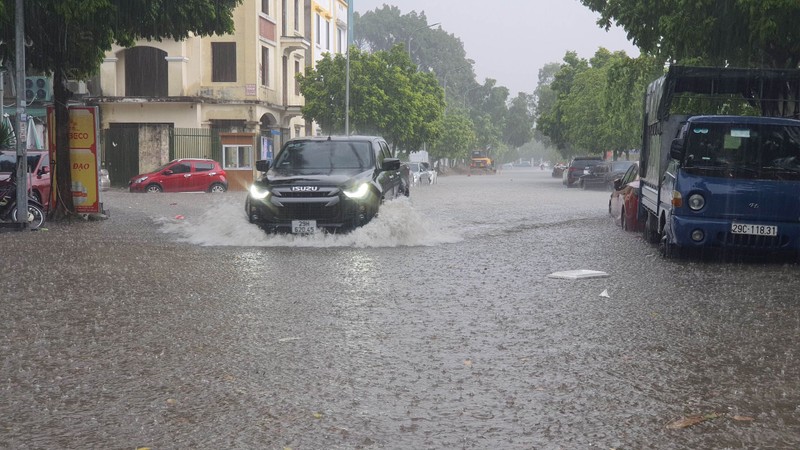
[90, 0, 349, 190]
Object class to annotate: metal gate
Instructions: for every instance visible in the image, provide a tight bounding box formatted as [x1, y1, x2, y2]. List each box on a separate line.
[102, 126, 139, 188]
[170, 128, 221, 162]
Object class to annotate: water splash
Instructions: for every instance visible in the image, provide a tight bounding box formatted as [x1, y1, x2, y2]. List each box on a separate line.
[157, 196, 462, 248]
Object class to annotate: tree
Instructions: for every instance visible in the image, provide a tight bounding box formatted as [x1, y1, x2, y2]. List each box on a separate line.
[580, 0, 800, 68]
[532, 62, 561, 147]
[298, 45, 444, 153]
[429, 111, 475, 163]
[536, 51, 589, 156]
[354, 6, 475, 99]
[535, 49, 654, 160]
[504, 93, 534, 148]
[0, 0, 242, 219]
[604, 54, 663, 159]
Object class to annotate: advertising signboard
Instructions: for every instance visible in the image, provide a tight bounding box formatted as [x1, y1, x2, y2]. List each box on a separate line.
[47, 105, 100, 213]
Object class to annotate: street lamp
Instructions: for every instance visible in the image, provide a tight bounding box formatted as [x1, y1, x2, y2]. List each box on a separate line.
[407, 22, 440, 54]
[463, 84, 481, 109]
[441, 63, 472, 106]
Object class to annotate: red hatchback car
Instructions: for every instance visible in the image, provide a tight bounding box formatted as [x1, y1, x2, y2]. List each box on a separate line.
[608, 162, 641, 231]
[129, 158, 228, 193]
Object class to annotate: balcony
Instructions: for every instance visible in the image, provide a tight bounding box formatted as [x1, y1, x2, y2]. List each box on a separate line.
[280, 35, 311, 58]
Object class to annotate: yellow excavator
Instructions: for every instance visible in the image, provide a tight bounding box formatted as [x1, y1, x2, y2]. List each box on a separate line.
[469, 150, 496, 174]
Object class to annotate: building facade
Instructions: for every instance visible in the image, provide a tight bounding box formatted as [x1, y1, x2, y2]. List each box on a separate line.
[88, 0, 348, 189]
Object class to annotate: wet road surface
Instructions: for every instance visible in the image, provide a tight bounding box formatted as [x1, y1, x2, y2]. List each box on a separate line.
[1, 169, 799, 449]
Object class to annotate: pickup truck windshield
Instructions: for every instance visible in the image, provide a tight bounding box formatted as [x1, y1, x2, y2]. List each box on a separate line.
[274, 141, 374, 171]
[684, 122, 800, 180]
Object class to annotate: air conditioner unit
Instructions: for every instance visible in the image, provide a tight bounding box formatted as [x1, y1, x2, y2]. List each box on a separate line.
[67, 80, 88, 95]
[25, 76, 52, 103]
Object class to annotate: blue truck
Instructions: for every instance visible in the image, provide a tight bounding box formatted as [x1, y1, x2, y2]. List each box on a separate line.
[639, 66, 800, 257]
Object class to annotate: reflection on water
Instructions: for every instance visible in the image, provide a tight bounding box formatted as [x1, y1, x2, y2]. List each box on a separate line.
[158, 197, 461, 248]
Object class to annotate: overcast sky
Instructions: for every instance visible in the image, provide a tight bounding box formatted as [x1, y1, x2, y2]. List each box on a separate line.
[353, 0, 640, 96]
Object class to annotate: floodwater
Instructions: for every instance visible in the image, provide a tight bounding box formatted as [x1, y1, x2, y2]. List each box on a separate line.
[1, 169, 799, 449]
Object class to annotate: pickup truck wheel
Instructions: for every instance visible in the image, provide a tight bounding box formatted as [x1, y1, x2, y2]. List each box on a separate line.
[660, 235, 681, 259]
[644, 212, 660, 244]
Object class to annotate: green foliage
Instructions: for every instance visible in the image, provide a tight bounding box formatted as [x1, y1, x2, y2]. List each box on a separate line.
[580, 0, 800, 68]
[535, 49, 661, 160]
[354, 6, 475, 100]
[298, 45, 444, 153]
[505, 93, 535, 148]
[0, 119, 13, 149]
[429, 111, 476, 162]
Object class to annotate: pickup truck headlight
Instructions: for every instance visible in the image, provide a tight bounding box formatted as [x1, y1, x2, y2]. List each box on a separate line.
[344, 183, 370, 199]
[249, 184, 271, 200]
[688, 193, 705, 211]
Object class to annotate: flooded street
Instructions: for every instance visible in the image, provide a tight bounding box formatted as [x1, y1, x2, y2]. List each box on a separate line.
[2, 169, 799, 449]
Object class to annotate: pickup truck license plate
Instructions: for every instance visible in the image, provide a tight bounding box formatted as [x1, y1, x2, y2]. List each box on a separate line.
[292, 220, 317, 234]
[731, 222, 777, 236]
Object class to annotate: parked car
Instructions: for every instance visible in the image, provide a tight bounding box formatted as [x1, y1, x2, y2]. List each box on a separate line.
[408, 161, 432, 186]
[608, 162, 641, 231]
[129, 158, 228, 193]
[579, 160, 636, 190]
[551, 163, 566, 178]
[423, 161, 438, 184]
[0, 149, 51, 210]
[562, 156, 603, 187]
[245, 135, 410, 234]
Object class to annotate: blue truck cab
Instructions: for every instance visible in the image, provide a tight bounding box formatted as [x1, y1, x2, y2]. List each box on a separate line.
[639, 66, 800, 257]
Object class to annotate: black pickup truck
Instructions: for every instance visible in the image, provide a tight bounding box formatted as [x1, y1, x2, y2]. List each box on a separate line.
[245, 135, 410, 234]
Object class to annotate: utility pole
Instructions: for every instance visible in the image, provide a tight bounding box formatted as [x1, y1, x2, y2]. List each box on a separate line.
[345, 0, 353, 135]
[14, 0, 28, 227]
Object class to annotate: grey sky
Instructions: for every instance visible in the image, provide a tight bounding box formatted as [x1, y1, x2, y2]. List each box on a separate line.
[353, 0, 640, 96]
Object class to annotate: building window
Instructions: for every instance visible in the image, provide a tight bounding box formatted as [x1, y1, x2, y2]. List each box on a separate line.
[261, 46, 270, 86]
[223, 145, 253, 169]
[325, 20, 330, 50]
[294, 0, 300, 31]
[294, 61, 301, 96]
[337, 27, 345, 53]
[211, 42, 236, 82]
[315, 14, 321, 45]
[261, 0, 270, 15]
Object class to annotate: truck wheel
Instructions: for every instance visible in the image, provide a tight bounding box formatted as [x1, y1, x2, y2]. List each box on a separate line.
[643, 212, 660, 244]
[660, 234, 682, 259]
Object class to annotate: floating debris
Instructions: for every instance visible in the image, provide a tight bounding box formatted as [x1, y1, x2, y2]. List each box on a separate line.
[547, 269, 609, 280]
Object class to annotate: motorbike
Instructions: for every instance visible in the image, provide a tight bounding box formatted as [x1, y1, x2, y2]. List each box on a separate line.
[0, 172, 46, 230]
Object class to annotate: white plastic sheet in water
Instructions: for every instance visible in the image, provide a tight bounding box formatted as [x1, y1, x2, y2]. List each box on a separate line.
[547, 269, 609, 280]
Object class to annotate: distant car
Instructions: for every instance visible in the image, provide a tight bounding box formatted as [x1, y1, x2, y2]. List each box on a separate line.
[563, 156, 603, 187]
[551, 163, 566, 178]
[609, 162, 641, 231]
[0, 149, 51, 210]
[421, 161, 437, 184]
[579, 160, 636, 190]
[129, 158, 228, 193]
[408, 161, 432, 186]
[513, 161, 532, 167]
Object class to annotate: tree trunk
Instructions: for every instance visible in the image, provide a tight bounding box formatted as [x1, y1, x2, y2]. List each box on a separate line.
[51, 68, 76, 220]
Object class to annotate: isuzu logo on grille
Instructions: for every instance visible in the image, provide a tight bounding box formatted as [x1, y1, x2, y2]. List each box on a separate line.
[292, 186, 318, 192]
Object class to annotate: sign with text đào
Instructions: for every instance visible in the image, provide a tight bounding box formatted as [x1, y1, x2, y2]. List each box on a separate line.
[47, 105, 100, 213]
